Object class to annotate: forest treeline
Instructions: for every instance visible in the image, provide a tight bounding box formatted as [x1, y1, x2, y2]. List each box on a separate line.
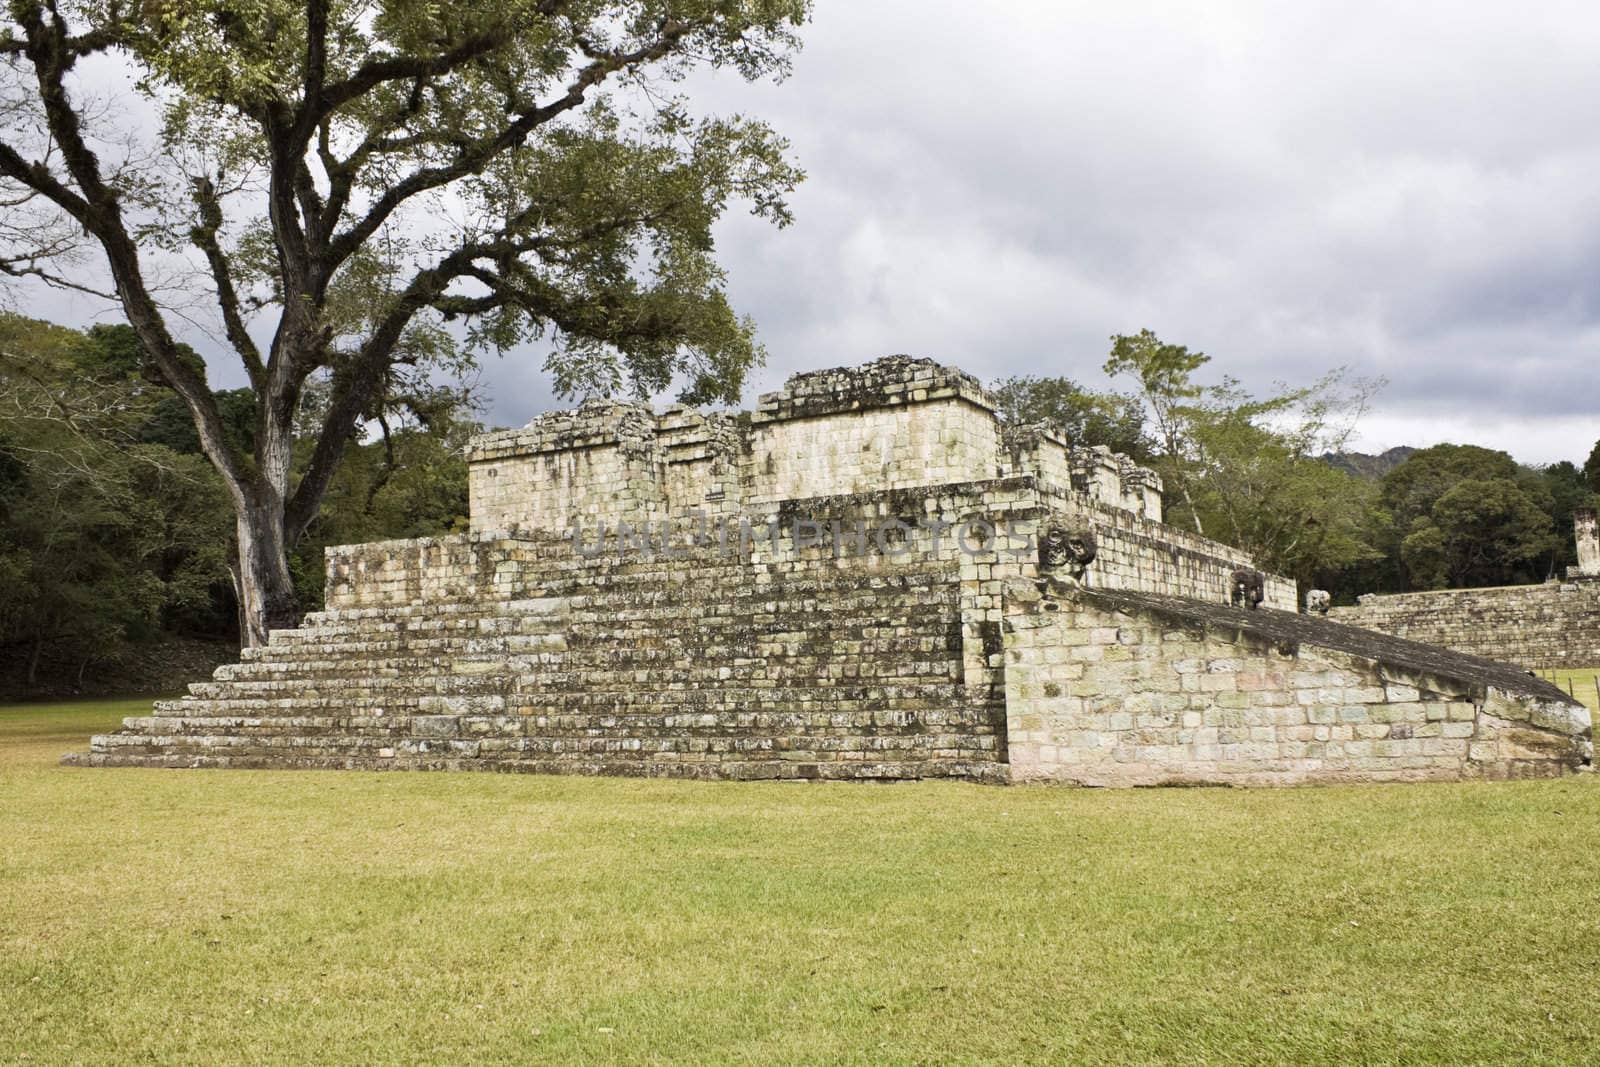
[2, 317, 1596, 693]
[992, 330, 1598, 599]
[0, 314, 473, 691]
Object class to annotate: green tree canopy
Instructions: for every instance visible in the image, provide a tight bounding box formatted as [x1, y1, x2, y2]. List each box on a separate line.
[988, 375, 1150, 459]
[993, 331, 1385, 588]
[1399, 479, 1559, 589]
[0, 314, 233, 683]
[1103, 330, 1211, 527]
[1538, 460, 1595, 574]
[1181, 394, 1382, 587]
[1379, 445, 1558, 589]
[0, 0, 811, 645]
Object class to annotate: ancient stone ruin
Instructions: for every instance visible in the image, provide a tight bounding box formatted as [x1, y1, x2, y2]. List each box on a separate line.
[1332, 507, 1600, 671]
[69, 357, 1591, 784]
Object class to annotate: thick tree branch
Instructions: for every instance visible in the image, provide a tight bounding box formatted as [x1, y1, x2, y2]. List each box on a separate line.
[0, 142, 93, 225]
[322, 19, 699, 279]
[308, 0, 569, 120]
[189, 176, 266, 386]
[315, 32, 503, 119]
[6, 0, 252, 501]
[283, 244, 485, 539]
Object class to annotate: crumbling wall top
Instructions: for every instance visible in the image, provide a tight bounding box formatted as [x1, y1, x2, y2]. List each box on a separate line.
[1000, 422, 1071, 455]
[751, 355, 992, 424]
[467, 398, 658, 463]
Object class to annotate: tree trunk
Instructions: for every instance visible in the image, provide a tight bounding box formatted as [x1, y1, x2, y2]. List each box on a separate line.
[26, 630, 42, 687]
[234, 496, 301, 648]
[1178, 481, 1205, 538]
[230, 370, 309, 648]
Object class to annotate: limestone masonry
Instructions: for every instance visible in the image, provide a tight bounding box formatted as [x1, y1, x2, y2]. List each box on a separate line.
[1331, 506, 1600, 671]
[69, 357, 1591, 785]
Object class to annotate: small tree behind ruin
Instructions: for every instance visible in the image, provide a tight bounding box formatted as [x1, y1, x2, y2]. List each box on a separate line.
[0, 0, 808, 645]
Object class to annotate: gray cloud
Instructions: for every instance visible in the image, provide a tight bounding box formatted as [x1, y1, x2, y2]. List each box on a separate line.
[551, 0, 1595, 464]
[14, 2, 1600, 463]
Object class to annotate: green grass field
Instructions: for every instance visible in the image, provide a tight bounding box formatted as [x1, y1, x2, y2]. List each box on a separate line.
[4, 698, 1598, 1064]
[1539, 668, 1600, 714]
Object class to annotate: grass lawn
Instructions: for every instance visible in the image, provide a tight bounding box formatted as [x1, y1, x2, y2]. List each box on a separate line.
[1540, 668, 1600, 714]
[3, 698, 1598, 1064]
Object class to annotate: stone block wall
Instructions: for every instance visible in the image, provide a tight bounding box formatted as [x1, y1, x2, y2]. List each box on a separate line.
[747, 357, 1001, 503]
[466, 356, 1165, 536]
[1330, 580, 1600, 671]
[75, 512, 1589, 783]
[747, 398, 999, 504]
[1000, 425, 1074, 502]
[468, 400, 666, 533]
[1037, 485, 1297, 610]
[1004, 582, 1591, 785]
[80, 530, 1005, 781]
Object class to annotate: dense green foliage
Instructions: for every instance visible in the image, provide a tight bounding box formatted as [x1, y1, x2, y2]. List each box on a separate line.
[988, 375, 1150, 460]
[1, 0, 811, 645]
[993, 332, 1596, 600]
[1380, 445, 1561, 590]
[0, 316, 232, 684]
[0, 315, 471, 690]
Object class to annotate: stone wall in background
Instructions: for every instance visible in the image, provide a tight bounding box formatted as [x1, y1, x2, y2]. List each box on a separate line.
[1330, 579, 1600, 672]
[1330, 506, 1600, 672]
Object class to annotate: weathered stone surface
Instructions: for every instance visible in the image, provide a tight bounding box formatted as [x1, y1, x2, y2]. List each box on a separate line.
[65, 356, 1590, 786]
[1331, 579, 1600, 671]
[1004, 585, 1590, 786]
[1574, 506, 1599, 578]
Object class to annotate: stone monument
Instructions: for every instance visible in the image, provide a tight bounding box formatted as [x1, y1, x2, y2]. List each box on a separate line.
[68, 357, 1591, 785]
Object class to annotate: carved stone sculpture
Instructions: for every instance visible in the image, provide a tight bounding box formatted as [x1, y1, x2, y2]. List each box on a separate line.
[1230, 568, 1265, 610]
[1305, 589, 1331, 616]
[1039, 525, 1097, 583]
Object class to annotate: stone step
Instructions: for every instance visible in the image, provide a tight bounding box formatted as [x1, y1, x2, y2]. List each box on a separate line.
[265, 624, 565, 651]
[250, 621, 941, 661]
[231, 639, 948, 674]
[64, 748, 1008, 783]
[130, 705, 998, 734]
[273, 602, 947, 640]
[202, 651, 960, 691]
[165, 684, 985, 716]
[88, 729, 999, 760]
[189, 663, 962, 703]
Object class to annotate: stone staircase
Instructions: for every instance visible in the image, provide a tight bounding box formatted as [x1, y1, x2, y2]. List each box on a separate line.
[68, 558, 1007, 781]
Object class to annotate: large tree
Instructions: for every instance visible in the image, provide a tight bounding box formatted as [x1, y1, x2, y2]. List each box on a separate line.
[988, 373, 1150, 461]
[1102, 329, 1212, 531]
[0, 0, 808, 644]
[1379, 444, 1558, 589]
[1101, 329, 1382, 575]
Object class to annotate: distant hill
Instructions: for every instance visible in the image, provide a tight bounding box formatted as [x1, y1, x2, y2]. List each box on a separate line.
[1320, 446, 1417, 480]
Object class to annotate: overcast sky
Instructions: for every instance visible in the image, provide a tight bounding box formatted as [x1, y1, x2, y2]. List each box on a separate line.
[23, 1, 1600, 464]
[665, 0, 1600, 464]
